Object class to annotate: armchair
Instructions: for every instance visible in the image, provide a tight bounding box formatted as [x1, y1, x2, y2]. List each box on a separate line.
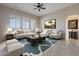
[48, 30, 62, 39]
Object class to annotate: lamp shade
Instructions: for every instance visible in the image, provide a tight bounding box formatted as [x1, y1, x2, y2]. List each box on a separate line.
[7, 28, 12, 32]
[35, 28, 39, 32]
[7, 28, 12, 34]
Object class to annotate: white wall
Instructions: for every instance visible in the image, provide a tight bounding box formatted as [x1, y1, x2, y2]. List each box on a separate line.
[40, 12, 66, 32]
[0, 5, 39, 42]
[39, 4, 79, 39]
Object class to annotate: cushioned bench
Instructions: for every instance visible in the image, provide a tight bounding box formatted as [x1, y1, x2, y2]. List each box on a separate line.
[0, 39, 24, 56]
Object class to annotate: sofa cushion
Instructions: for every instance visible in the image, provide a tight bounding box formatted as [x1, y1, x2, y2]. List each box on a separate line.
[6, 39, 18, 45]
[0, 40, 24, 56]
[7, 42, 23, 53]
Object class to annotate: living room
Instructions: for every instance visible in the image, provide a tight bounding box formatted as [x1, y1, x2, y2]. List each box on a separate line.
[0, 3, 79, 56]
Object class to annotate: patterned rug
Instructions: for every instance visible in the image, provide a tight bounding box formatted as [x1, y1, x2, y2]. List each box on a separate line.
[18, 37, 58, 56]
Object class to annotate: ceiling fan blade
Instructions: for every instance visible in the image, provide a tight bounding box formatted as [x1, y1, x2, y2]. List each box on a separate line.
[40, 7, 45, 9]
[40, 3, 43, 6]
[33, 8, 38, 10]
[38, 3, 40, 5]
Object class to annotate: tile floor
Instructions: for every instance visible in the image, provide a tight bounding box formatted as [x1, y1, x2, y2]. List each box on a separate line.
[42, 39, 79, 56]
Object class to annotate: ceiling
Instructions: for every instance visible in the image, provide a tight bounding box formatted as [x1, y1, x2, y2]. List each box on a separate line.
[1, 3, 75, 16]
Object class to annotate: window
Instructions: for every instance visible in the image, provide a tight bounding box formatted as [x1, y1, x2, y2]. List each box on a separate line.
[9, 15, 16, 30]
[15, 16, 21, 30]
[30, 19, 36, 31]
[9, 15, 21, 30]
[9, 15, 37, 31]
[21, 17, 30, 30]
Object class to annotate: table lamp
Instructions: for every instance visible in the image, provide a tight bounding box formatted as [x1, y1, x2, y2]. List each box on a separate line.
[7, 28, 12, 34]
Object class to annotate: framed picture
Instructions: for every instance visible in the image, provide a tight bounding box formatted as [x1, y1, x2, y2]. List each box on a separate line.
[44, 19, 56, 29]
[68, 20, 78, 29]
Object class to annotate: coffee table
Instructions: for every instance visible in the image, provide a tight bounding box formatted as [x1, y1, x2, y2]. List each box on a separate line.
[26, 36, 46, 44]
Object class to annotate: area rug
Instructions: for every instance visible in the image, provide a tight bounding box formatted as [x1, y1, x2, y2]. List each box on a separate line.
[18, 37, 58, 56]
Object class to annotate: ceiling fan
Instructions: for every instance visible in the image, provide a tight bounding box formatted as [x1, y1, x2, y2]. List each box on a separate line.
[33, 3, 46, 11]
